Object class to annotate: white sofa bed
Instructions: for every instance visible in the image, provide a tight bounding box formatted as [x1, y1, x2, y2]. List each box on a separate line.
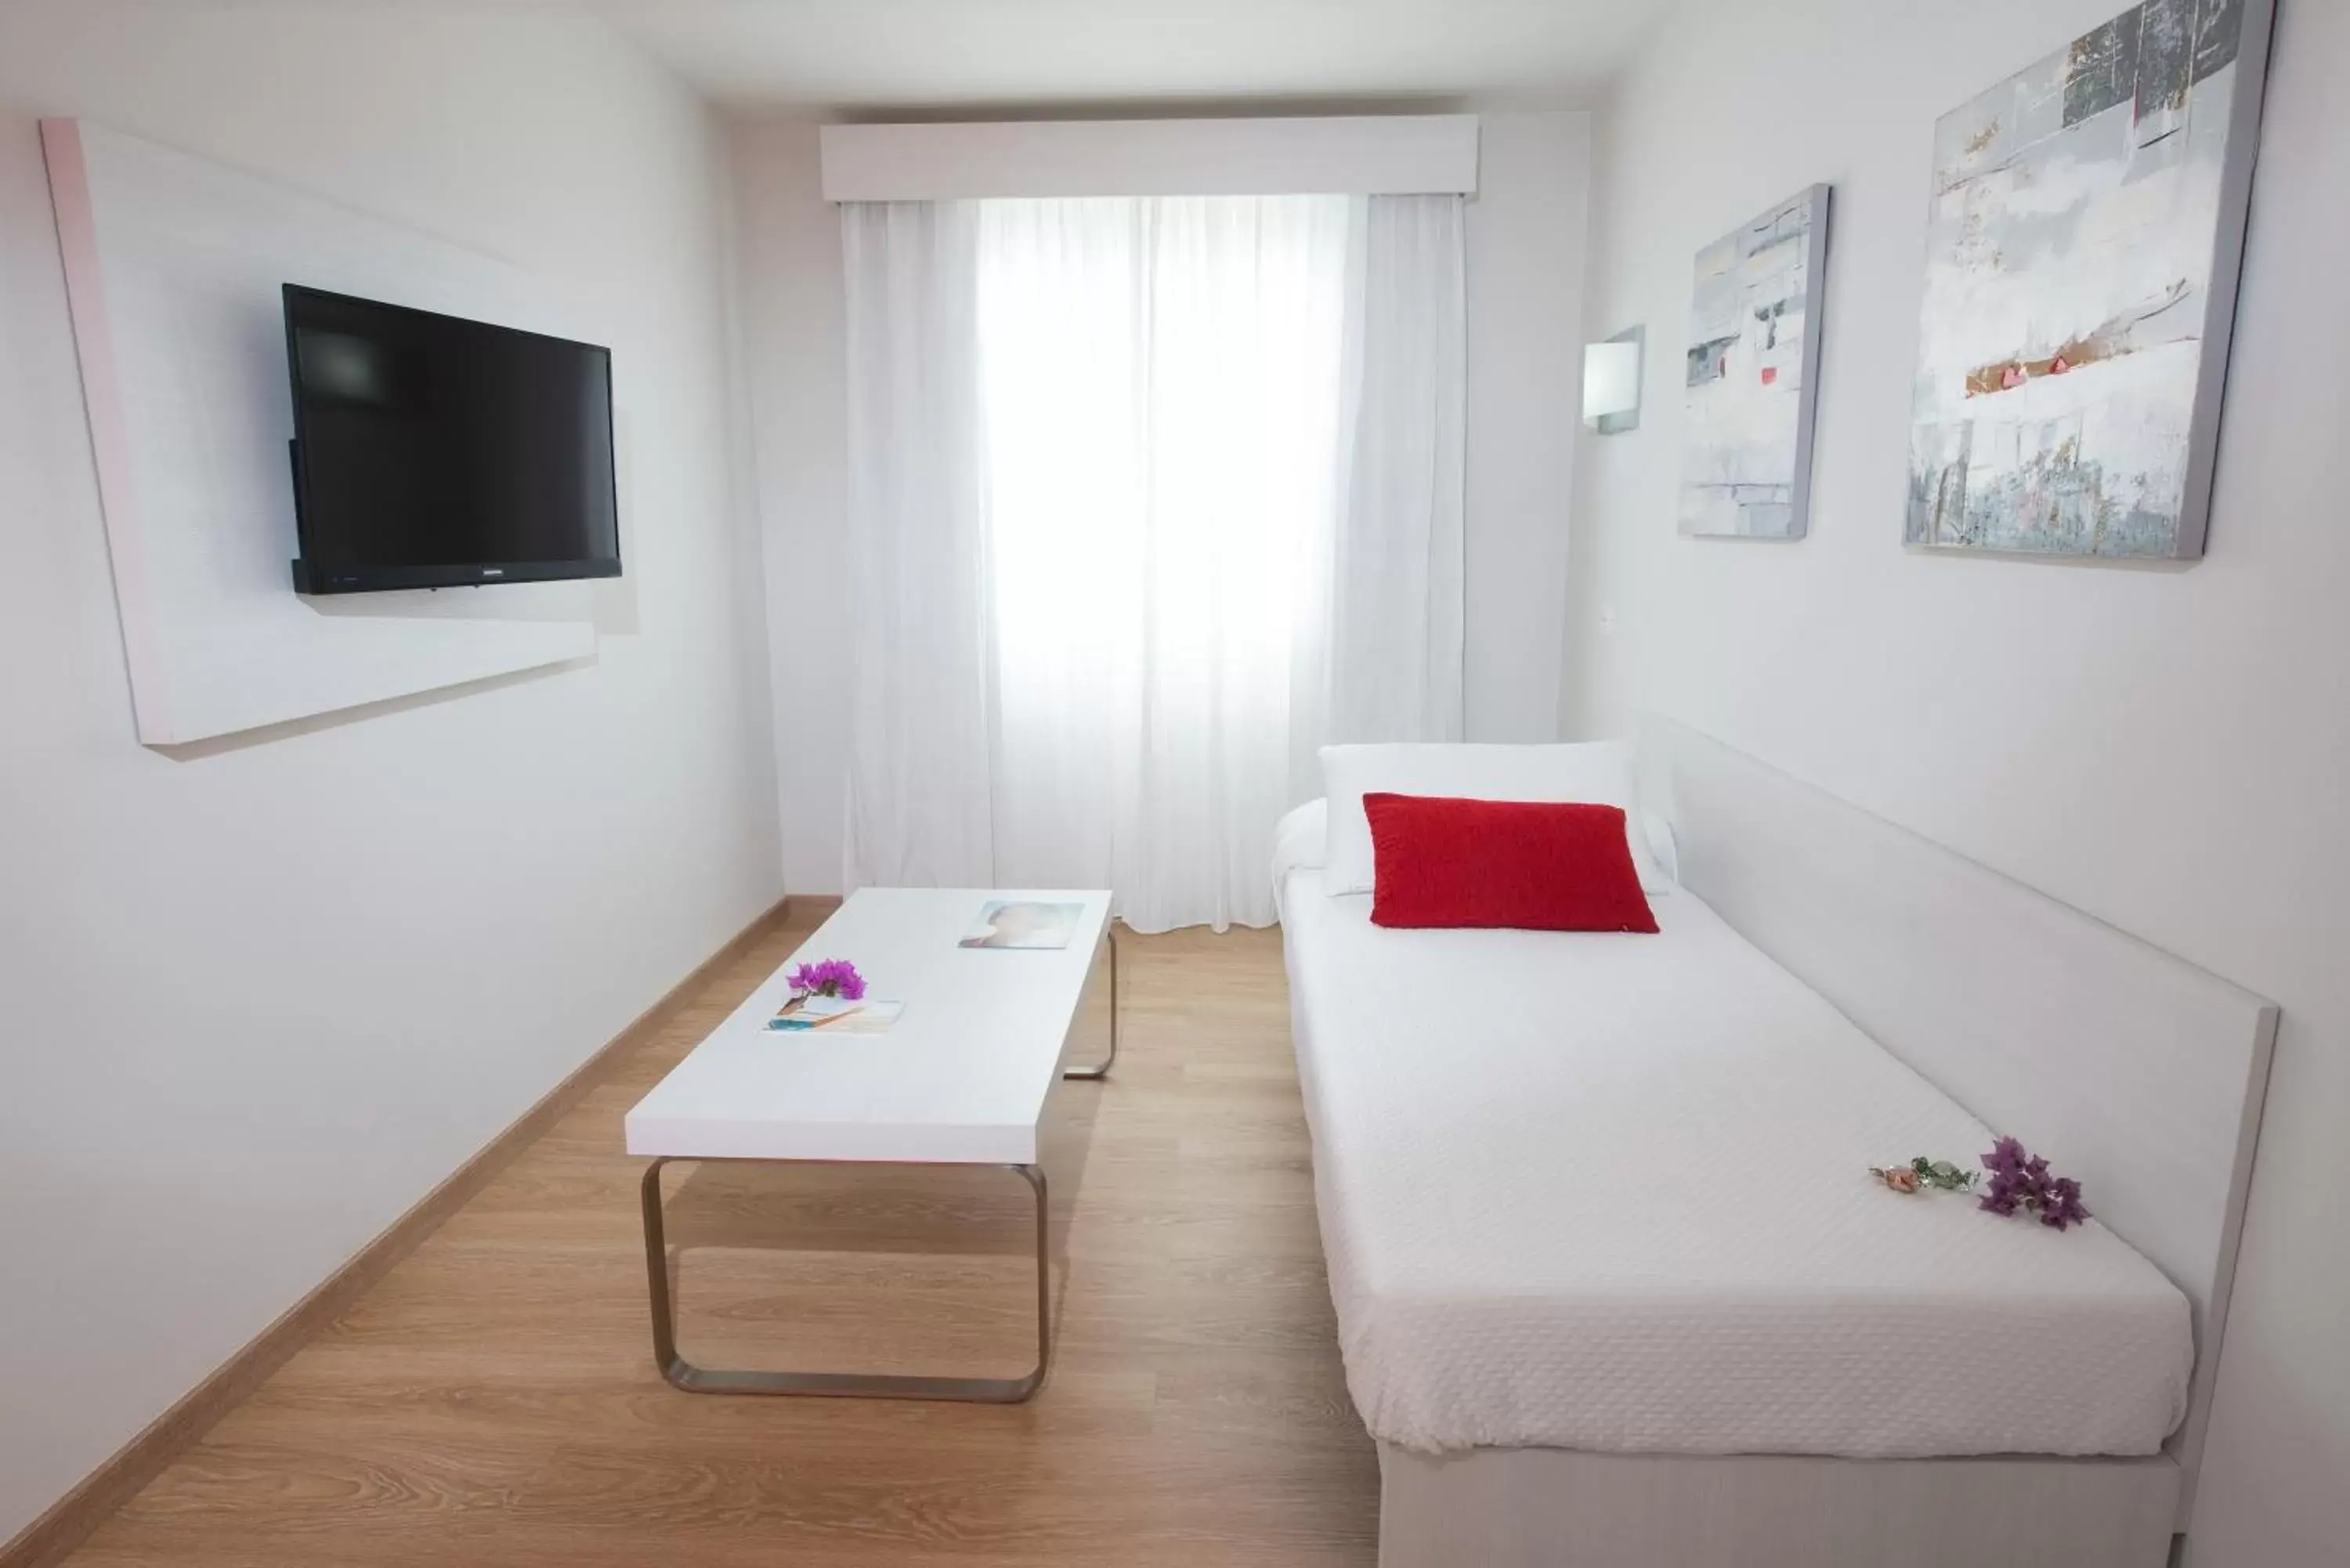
[1271, 723, 2276, 1568]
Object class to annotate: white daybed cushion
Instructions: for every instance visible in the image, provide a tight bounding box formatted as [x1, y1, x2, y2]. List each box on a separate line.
[1280, 866, 2193, 1460]
[1320, 740, 1672, 898]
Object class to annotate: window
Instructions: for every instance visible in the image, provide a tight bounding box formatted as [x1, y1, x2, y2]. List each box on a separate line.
[974, 196, 1353, 923]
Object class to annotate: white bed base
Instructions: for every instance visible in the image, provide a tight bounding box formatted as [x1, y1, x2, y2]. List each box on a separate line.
[1380, 1445, 2178, 1568]
[1370, 717, 2274, 1568]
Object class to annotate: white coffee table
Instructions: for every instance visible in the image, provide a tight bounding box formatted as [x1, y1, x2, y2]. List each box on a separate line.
[624, 887, 1115, 1402]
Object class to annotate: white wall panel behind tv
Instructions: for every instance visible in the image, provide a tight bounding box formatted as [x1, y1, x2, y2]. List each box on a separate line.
[41, 118, 598, 746]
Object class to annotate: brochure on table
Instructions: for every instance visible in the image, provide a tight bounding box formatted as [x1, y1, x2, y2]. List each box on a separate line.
[766, 995, 905, 1035]
[960, 901, 1086, 950]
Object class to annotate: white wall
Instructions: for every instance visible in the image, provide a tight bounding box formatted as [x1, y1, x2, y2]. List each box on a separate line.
[1465, 110, 1591, 742]
[732, 117, 855, 895]
[1563, 2, 2348, 1563]
[0, 0, 779, 1545]
[731, 109, 1591, 889]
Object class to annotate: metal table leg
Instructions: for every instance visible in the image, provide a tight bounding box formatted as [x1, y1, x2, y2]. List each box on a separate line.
[1062, 923, 1119, 1081]
[641, 1155, 1051, 1401]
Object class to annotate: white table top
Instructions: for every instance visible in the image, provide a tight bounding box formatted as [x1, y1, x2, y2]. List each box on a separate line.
[624, 888, 1112, 1165]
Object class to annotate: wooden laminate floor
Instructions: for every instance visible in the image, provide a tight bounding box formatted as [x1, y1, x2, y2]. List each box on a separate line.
[67, 920, 1379, 1567]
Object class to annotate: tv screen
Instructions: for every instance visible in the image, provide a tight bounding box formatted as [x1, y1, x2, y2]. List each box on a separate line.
[283, 285, 620, 594]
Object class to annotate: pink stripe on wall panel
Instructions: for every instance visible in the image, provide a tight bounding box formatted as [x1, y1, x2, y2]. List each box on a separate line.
[41, 117, 178, 745]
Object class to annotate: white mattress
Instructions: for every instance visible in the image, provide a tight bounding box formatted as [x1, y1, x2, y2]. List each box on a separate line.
[1278, 830, 2193, 1460]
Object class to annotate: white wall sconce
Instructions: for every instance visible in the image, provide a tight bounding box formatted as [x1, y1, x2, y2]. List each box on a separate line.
[1582, 325, 1644, 435]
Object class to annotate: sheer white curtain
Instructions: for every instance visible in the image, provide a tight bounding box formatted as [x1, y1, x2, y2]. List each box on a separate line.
[1329, 196, 1467, 748]
[978, 195, 1352, 931]
[840, 201, 993, 887]
[839, 192, 1465, 930]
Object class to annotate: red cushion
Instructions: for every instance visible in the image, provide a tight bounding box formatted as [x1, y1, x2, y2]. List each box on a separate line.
[1362, 793, 1659, 933]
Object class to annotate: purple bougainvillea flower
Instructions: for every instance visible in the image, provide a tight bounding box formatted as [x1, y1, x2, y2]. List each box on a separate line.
[786, 958, 866, 1000]
[2041, 1176, 2091, 1230]
[1977, 1137, 2089, 1231]
[1983, 1136, 2027, 1176]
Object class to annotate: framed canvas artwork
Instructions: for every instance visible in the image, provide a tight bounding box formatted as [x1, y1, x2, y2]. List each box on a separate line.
[1679, 184, 1831, 540]
[1907, 0, 2275, 559]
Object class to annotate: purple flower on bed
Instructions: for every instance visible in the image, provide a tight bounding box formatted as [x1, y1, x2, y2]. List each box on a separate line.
[2040, 1176, 2090, 1230]
[1978, 1136, 2091, 1230]
[786, 958, 866, 1001]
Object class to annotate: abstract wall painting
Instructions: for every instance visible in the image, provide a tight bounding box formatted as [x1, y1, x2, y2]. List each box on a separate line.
[1679, 184, 1831, 540]
[1907, 0, 2275, 560]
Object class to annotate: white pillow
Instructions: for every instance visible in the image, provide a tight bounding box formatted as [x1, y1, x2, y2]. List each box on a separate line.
[1318, 741, 1672, 898]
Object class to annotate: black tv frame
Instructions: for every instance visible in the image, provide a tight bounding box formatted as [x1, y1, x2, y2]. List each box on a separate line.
[282, 284, 622, 595]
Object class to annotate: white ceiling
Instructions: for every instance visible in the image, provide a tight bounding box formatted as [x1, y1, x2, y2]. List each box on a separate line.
[569, 0, 1675, 111]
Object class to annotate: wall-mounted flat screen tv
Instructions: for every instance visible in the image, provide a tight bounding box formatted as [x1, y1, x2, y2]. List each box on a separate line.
[283, 284, 620, 594]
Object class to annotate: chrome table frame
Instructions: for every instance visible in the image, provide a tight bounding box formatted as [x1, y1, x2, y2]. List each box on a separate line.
[638, 923, 1117, 1401]
[641, 1155, 1050, 1401]
[1061, 923, 1119, 1080]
